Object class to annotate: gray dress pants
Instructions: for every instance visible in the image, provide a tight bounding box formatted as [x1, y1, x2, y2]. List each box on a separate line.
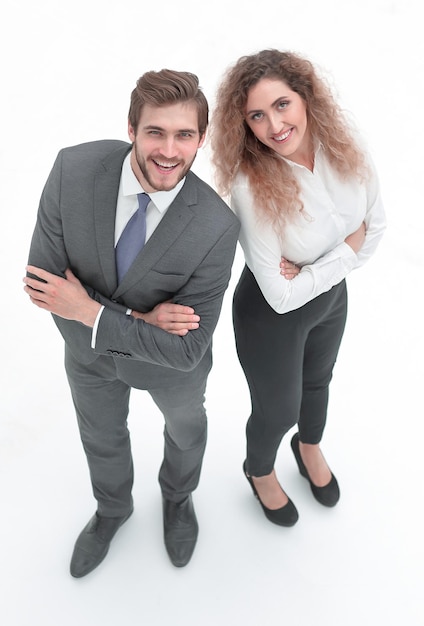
[233, 266, 348, 477]
[65, 347, 207, 517]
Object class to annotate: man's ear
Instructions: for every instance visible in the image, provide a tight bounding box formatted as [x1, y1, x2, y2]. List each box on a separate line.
[198, 130, 207, 148]
[128, 120, 136, 142]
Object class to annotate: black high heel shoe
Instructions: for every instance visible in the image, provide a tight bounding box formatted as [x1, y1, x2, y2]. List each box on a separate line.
[290, 433, 340, 507]
[242, 461, 299, 527]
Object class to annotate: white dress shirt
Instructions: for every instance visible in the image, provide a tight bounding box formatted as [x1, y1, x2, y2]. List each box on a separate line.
[91, 153, 185, 346]
[231, 147, 386, 314]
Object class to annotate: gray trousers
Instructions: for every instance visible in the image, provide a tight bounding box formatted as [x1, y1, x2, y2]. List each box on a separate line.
[65, 347, 207, 517]
[233, 266, 348, 477]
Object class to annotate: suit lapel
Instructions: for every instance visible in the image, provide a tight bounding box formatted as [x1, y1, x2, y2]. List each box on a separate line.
[93, 144, 131, 295]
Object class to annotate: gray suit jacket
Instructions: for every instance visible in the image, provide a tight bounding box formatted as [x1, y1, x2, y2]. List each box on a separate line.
[28, 140, 240, 388]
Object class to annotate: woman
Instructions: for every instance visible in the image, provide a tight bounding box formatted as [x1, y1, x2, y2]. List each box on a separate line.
[210, 49, 386, 526]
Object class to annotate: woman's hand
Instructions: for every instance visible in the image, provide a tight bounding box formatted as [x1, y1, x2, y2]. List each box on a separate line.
[345, 222, 366, 253]
[280, 258, 301, 280]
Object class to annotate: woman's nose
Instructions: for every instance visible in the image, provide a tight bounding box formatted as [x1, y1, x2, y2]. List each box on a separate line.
[269, 111, 284, 133]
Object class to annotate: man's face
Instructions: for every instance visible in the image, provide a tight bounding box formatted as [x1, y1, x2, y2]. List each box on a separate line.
[128, 102, 205, 192]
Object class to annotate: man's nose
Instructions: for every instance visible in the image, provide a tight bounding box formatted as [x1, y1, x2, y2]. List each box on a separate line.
[160, 137, 177, 158]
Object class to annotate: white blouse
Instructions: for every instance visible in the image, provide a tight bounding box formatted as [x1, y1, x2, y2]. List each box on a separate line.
[231, 147, 387, 314]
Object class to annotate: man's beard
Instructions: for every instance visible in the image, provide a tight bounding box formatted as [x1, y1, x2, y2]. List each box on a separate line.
[135, 151, 197, 192]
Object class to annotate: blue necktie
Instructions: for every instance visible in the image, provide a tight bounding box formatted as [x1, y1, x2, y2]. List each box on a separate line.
[116, 192, 150, 282]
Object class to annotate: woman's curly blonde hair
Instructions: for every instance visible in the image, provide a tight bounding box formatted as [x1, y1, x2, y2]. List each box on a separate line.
[210, 49, 368, 230]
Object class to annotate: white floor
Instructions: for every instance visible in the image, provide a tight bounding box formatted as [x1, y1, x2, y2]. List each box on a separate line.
[2, 1, 423, 624]
[3, 242, 423, 625]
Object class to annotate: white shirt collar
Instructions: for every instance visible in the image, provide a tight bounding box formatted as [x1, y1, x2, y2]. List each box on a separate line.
[121, 152, 185, 212]
[280, 142, 323, 171]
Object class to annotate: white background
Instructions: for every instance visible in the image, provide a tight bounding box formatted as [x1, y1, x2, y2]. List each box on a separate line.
[1, 1, 423, 624]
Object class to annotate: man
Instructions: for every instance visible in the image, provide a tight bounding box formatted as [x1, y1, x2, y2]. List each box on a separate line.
[24, 69, 240, 577]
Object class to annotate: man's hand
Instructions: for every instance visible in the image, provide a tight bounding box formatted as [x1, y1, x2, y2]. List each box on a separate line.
[280, 258, 301, 280]
[23, 266, 101, 327]
[131, 302, 200, 336]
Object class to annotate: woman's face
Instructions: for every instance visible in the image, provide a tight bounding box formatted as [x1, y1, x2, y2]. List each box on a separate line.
[245, 78, 311, 166]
